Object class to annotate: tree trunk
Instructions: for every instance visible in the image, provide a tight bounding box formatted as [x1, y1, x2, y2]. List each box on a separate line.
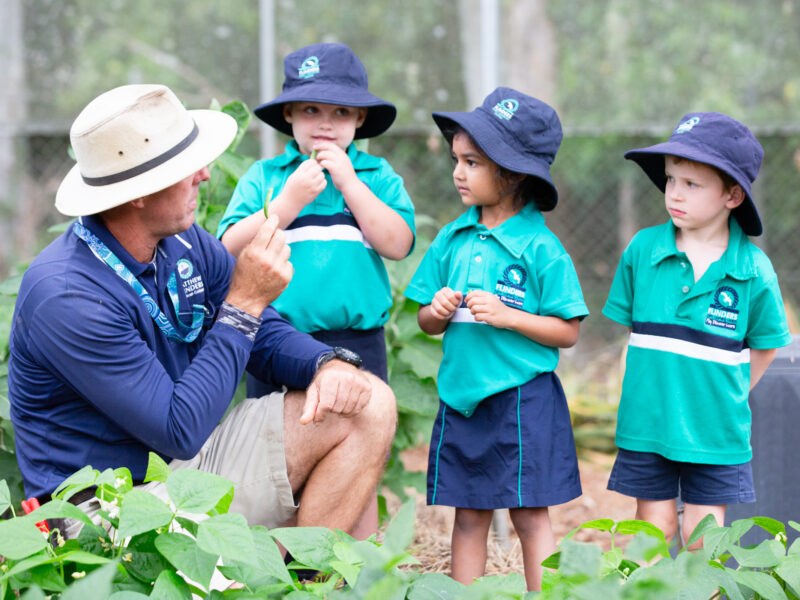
[504, 0, 558, 107]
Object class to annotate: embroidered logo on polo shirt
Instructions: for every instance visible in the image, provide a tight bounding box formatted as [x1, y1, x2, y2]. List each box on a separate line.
[298, 56, 320, 79]
[492, 98, 519, 121]
[705, 285, 740, 330]
[177, 259, 193, 279]
[495, 264, 527, 308]
[675, 116, 700, 134]
[177, 259, 205, 299]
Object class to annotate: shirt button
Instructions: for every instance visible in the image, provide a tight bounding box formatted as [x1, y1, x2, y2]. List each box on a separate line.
[682, 285, 690, 293]
[680, 262, 686, 268]
[479, 234, 487, 240]
[475, 256, 482, 263]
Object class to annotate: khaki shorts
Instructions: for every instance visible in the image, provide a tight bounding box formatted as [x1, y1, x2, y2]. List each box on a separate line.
[64, 390, 297, 538]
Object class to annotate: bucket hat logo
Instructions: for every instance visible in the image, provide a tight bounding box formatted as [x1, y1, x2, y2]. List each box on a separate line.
[675, 116, 700, 134]
[298, 56, 320, 79]
[492, 98, 519, 121]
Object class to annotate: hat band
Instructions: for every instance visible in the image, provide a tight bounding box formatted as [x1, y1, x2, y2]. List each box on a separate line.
[81, 121, 199, 187]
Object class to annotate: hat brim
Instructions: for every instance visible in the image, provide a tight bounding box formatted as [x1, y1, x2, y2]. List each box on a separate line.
[624, 141, 762, 236]
[55, 109, 237, 217]
[254, 84, 396, 139]
[433, 110, 558, 210]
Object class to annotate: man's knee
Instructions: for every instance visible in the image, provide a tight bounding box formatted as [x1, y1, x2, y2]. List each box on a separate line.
[358, 374, 397, 442]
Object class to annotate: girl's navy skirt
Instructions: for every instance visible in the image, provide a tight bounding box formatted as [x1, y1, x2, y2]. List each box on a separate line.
[427, 371, 582, 509]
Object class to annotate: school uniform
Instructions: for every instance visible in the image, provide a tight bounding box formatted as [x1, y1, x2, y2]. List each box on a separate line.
[218, 140, 415, 386]
[603, 219, 791, 466]
[405, 202, 589, 509]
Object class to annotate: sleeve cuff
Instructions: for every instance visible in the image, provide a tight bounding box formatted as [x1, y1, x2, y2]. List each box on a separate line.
[216, 302, 261, 342]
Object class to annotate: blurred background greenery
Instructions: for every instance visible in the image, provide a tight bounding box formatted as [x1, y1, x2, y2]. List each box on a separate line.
[1, 0, 799, 500]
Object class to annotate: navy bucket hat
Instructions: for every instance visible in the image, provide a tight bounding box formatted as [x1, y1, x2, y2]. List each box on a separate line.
[255, 43, 396, 140]
[432, 87, 563, 210]
[625, 112, 765, 236]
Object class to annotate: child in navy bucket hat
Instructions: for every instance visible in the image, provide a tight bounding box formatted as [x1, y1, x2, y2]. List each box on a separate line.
[603, 112, 792, 548]
[405, 87, 588, 591]
[216, 42, 416, 538]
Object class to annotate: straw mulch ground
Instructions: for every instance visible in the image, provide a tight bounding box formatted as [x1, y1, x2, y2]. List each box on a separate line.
[392, 446, 636, 577]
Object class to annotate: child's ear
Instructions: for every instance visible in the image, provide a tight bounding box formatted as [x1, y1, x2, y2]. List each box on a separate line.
[356, 108, 367, 128]
[726, 184, 745, 209]
[282, 103, 293, 123]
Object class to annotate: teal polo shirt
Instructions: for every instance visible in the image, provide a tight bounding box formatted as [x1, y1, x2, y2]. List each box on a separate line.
[217, 141, 415, 333]
[603, 220, 792, 465]
[405, 204, 589, 416]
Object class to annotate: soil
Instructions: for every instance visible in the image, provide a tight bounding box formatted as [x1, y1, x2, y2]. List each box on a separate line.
[393, 445, 636, 576]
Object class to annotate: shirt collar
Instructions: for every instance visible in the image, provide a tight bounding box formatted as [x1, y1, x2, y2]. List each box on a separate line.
[272, 140, 382, 170]
[450, 203, 546, 258]
[649, 219, 757, 280]
[79, 215, 192, 277]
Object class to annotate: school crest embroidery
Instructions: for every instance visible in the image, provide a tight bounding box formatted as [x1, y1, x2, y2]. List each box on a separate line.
[705, 285, 739, 331]
[177, 259, 205, 299]
[495, 264, 527, 308]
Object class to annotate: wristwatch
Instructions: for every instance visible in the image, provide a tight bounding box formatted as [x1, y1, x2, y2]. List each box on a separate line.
[316, 346, 363, 370]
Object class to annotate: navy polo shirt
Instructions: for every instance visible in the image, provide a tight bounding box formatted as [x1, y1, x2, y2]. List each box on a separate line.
[9, 215, 329, 497]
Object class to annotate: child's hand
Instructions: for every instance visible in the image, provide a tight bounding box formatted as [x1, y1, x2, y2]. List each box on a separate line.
[313, 140, 358, 192]
[466, 290, 510, 328]
[430, 287, 463, 321]
[282, 156, 326, 208]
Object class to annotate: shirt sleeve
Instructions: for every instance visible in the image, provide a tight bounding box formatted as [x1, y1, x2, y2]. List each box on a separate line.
[369, 159, 417, 256]
[404, 228, 448, 305]
[215, 161, 267, 239]
[603, 242, 635, 327]
[536, 252, 590, 320]
[25, 283, 253, 461]
[746, 263, 792, 350]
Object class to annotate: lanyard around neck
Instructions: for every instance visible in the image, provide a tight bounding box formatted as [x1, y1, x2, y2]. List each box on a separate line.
[72, 221, 205, 343]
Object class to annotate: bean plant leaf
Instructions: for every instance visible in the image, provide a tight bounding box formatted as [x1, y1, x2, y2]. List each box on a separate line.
[730, 569, 789, 600]
[28, 499, 93, 525]
[60, 561, 119, 600]
[149, 570, 193, 600]
[154, 532, 218, 592]
[775, 555, 800, 597]
[558, 538, 602, 577]
[407, 572, 465, 599]
[53, 465, 98, 501]
[271, 526, 339, 572]
[196, 513, 257, 566]
[117, 489, 174, 540]
[728, 539, 784, 569]
[750, 516, 786, 536]
[165, 469, 234, 514]
[389, 370, 439, 417]
[0, 479, 9, 514]
[19, 586, 47, 600]
[383, 499, 416, 555]
[144, 452, 171, 484]
[686, 513, 722, 549]
[0, 516, 49, 559]
[220, 526, 292, 587]
[397, 340, 442, 381]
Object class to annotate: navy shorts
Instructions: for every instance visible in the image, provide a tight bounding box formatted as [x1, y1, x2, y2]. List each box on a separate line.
[607, 448, 755, 505]
[247, 326, 387, 397]
[427, 372, 582, 510]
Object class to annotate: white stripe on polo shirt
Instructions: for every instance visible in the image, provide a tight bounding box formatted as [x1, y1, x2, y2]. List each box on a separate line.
[284, 224, 373, 249]
[629, 332, 751, 365]
[450, 307, 488, 324]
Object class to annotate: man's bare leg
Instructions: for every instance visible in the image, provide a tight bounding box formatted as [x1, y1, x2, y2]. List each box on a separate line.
[282, 373, 396, 533]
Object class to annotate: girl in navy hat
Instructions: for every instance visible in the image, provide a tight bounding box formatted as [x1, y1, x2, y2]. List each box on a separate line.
[216, 42, 416, 539]
[405, 88, 588, 591]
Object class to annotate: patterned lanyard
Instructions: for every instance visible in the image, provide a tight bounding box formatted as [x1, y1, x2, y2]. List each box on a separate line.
[72, 220, 205, 343]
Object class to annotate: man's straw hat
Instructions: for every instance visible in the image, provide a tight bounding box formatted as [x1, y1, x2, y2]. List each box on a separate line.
[56, 84, 236, 217]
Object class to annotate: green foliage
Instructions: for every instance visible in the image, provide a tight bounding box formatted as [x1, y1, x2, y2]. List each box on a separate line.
[4, 456, 800, 598]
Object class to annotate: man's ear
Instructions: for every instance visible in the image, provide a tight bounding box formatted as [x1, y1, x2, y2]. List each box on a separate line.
[282, 103, 293, 124]
[356, 107, 367, 128]
[726, 184, 745, 209]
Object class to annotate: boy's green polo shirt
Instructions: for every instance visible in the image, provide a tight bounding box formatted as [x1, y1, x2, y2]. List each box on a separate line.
[405, 204, 588, 416]
[217, 141, 415, 333]
[603, 220, 791, 464]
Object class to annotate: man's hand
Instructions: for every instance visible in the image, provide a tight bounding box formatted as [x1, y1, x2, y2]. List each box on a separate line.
[300, 360, 372, 424]
[225, 214, 293, 317]
[465, 290, 510, 328]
